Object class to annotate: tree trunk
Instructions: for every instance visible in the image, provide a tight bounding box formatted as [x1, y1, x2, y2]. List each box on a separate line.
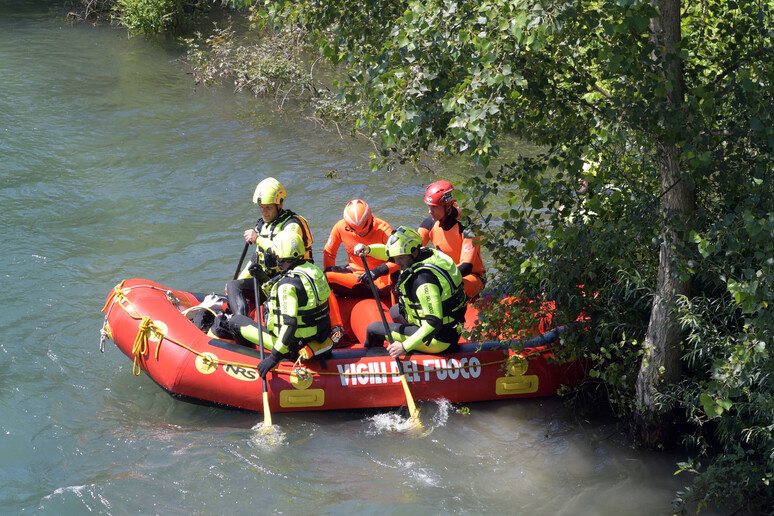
[633, 0, 695, 447]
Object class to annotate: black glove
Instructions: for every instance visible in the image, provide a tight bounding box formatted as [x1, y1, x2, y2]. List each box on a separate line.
[248, 262, 269, 284]
[257, 351, 281, 378]
[263, 249, 278, 271]
[359, 264, 389, 284]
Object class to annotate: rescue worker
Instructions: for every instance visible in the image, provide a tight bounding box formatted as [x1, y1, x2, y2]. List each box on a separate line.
[226, 177, 313, 317]
[418, 180, 486, 299]
[354, 226, 467, 359]
[228, 232, 332, 378]
[323, 199, 400, 344]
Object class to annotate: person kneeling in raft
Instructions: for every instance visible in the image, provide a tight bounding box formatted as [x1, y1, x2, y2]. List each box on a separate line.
[354, 226, 467, 358]
[229, 232, 332, 377]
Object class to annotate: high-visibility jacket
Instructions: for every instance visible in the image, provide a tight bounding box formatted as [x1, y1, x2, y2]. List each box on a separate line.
[391, 249, 467, 352]
[266, 261, 331, 355]
[239, 209, 314, 279]
[365, 245, 468, 351]
[397, 249, 466, 324]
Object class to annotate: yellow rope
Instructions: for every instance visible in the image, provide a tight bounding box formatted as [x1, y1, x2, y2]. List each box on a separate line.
[104, 282, 516, 380]
[131, 316, 152, 376]
[101, 280, 126, 313]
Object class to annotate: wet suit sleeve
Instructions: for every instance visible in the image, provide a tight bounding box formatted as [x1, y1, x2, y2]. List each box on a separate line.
[418, 216, 434, 246]
[400, 274, 444, 353]
[272, 280, 300, 355]
[372, 219, 401, 275]
[458, 225, 482, 277]
[367, 243, 389, 261]
[323, 221, 343, 270]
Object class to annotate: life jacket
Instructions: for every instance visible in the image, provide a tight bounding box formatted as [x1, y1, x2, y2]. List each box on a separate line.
[418, 207, 486, 278]
[397, 249, 467, 327]
[267, 262, 331, 341]
[254, 210, 314, 274]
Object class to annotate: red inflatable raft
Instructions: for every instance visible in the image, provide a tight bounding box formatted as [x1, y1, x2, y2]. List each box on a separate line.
[101, 278, 586, 413]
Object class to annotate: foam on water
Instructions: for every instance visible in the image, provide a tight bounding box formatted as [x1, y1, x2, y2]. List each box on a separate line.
[249, 422, 287, 449]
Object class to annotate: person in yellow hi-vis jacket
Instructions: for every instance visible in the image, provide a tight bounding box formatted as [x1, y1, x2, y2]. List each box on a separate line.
[226, 177, 314, 317]
[229, 232, 332, 378]
[354, 226, 467, 358]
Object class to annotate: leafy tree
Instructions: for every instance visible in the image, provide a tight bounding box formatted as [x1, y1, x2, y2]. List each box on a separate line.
[254, 0, 774, 510]
[96, 0, 774, 508]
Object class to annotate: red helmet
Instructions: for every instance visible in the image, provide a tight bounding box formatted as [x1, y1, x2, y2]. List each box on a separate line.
[343, 199, 373, 233]
[424, 180, 455, 206]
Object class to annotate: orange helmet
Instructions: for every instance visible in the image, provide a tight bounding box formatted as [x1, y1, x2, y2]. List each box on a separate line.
[424, 180, 455, 206]
[343, 199, 373, 233]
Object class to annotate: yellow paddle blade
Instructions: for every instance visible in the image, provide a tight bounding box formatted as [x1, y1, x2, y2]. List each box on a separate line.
[399, 375, 422, 427]
[262, 391, 273, 428]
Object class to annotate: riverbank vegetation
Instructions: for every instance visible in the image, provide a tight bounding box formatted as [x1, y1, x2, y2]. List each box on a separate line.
[82, 0, 773, 513]
[72, 0, 214, 33]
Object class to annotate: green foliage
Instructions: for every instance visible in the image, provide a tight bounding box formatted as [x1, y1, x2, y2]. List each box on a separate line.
[183, 24, 359, 126]
[230, 0, 774, 510]
[185, 25, 310, 96]
[221, 0, 254, 7]
[113, 0, 187, 33]
[79, 0, 236, 34]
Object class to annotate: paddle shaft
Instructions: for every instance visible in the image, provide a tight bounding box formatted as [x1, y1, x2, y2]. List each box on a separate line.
[253, 276, 272, 427]
[360, 255, 418, 418]
[233, 242, 250, 280]
[233, 219, 261, 281]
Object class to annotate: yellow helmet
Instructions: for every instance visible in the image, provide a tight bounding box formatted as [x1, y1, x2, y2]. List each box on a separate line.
[252, 177, 287, 205]
[385, 226, 422, 258]
[271, 231, 305, 261]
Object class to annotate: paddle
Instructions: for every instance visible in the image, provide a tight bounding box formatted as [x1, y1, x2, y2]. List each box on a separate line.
[233, 219, 261, 280]
[360, 255, 420, 421]
[233, 242, 250, 280]
[253, 276, 273, 428]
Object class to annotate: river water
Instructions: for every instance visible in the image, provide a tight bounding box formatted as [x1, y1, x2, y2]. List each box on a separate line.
[0, 2, 723, 515]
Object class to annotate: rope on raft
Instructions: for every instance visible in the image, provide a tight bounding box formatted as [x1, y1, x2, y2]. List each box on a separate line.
[102, 282, 516, 380]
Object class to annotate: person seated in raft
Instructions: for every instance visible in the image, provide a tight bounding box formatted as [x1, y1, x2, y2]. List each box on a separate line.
[229, 232, 333, 378]
[226, 177, 314, 317]
[323, 199, 400, 346]
[354, 226, 467, 359]
[417, 180, 486, 300]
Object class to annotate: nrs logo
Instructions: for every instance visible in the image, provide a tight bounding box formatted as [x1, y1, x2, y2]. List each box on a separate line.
[224, 364, 259, 382]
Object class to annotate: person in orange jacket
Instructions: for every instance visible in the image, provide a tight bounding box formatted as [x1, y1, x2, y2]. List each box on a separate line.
[418, 180, 486, 299]
[323, 199, 399, 344]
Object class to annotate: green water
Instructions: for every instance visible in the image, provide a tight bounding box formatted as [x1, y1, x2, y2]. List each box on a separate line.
[0, 2, 723, 514]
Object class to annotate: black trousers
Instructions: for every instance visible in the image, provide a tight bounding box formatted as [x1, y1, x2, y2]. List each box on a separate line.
[364, 304, 418, 347]
[225, 278, 267, 316]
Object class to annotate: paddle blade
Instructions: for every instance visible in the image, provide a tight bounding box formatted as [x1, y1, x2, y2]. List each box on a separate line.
[262, 391, 273, 428]
[399, 374, 421, 423]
